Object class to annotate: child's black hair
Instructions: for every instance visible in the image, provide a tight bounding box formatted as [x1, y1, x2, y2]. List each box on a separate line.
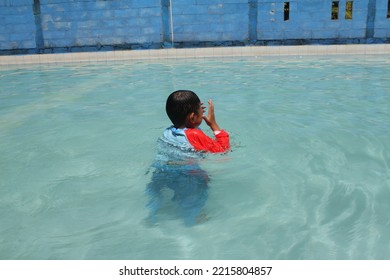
[166, 90, 201, 128]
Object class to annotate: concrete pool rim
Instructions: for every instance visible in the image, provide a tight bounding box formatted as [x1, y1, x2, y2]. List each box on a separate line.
[1, 44, 390, 66]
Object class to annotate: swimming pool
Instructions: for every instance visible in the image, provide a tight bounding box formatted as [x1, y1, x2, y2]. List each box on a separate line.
[0, 54, 389, 259]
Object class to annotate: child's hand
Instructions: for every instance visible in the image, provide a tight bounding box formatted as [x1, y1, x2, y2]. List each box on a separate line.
[202, 99, 221, 131]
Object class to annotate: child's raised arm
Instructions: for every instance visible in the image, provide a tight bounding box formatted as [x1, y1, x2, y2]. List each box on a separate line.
[202, 99, 221, 132]
[186, 99, 230, 153]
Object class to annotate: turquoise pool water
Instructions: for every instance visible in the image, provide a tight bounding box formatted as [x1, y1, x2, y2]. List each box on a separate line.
[0, 55, 389, 259]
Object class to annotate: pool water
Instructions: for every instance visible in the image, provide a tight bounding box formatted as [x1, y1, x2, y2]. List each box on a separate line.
[0, 55, 389, 259]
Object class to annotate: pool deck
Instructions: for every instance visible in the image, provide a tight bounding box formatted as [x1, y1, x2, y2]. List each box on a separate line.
[1, 44, 390, 66]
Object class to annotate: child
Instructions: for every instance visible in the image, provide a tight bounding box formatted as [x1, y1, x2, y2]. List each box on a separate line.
[163, 89, 230, 153]
[146, 90, 230, 226]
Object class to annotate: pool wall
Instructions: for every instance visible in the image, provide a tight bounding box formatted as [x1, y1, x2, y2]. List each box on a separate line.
[1, 0, 390, 55]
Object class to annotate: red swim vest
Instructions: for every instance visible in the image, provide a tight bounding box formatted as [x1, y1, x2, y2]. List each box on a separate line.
[184, 128, 230, 153]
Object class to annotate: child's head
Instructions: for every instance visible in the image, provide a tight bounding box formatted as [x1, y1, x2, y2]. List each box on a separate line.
[166, 90, 203, 128]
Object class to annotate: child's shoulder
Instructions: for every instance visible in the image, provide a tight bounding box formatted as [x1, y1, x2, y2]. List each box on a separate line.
[184, 127, 205, 135]
[184, 127, 210, 140]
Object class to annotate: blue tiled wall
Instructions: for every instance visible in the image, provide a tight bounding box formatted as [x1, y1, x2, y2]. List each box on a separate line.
[258, 1, 369, 40]
[1, 0, 390, 54]
[375, 0, 390, 38]
[0, 0, 36, 51]
[172, 0, 249, 42]
[40, 0, 162, 48]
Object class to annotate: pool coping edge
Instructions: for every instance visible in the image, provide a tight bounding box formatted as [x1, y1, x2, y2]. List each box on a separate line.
[1, 44, 390, 66]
